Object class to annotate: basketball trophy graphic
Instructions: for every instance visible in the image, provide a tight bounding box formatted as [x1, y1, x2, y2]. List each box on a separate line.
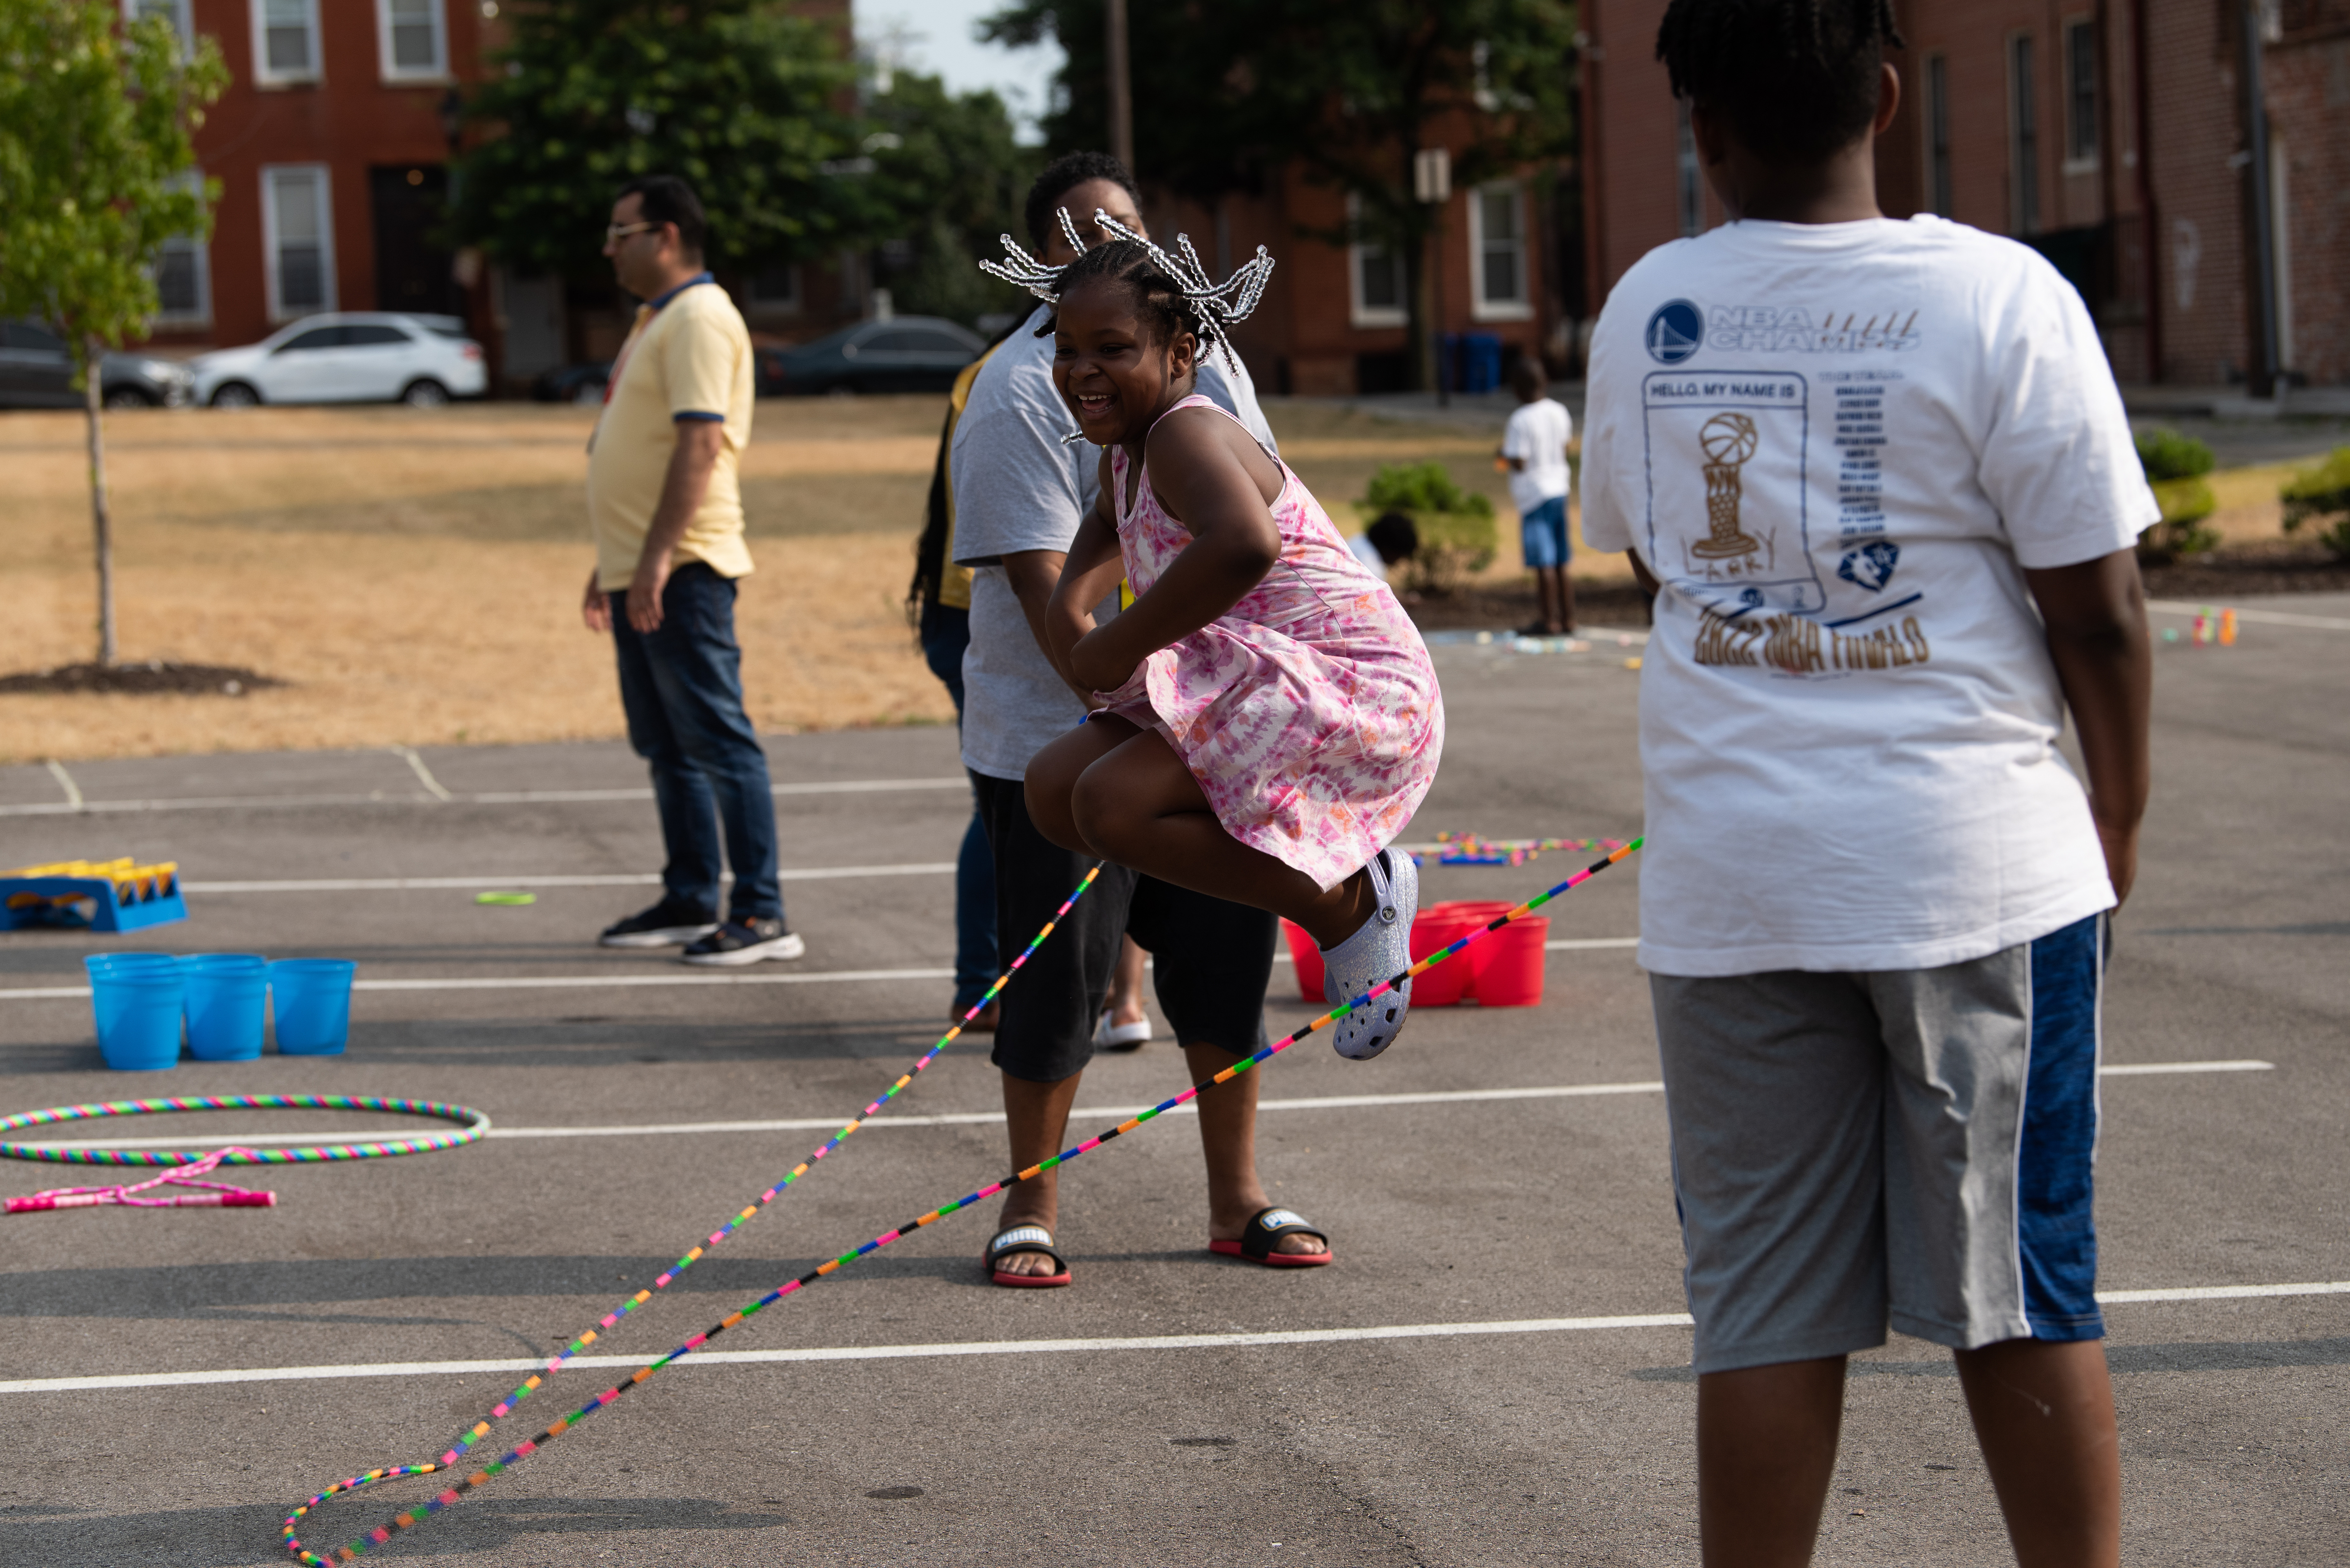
[1691, 411, 1763, 561]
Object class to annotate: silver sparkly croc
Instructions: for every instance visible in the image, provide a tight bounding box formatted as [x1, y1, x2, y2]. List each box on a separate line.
[1320, 849, 1419, 1060]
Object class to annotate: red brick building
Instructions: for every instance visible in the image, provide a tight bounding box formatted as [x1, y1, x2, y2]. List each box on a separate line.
[1146, 119, 1572, 398]
[132, 0, 862, 386]
[1580, 0, 2350, 391]
[133, 0, 492, 352]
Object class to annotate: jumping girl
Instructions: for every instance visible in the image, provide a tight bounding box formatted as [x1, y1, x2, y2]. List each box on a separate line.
[981, 217, 1445, 1060]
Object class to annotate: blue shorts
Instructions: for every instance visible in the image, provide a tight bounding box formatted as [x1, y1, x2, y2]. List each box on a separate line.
[1649, 914, 2108, 1373]
[1520, 494, 1570, 569]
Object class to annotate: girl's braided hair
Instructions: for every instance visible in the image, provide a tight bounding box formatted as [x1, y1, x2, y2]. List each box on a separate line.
[1655, 0, 1902, 164]
[979, 209, 1274, 379]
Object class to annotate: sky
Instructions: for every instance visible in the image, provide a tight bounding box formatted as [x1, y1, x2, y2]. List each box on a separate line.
[857, 0, 1067, 143]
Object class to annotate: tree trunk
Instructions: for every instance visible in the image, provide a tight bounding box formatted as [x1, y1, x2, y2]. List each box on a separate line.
[83, 337, 117, 667]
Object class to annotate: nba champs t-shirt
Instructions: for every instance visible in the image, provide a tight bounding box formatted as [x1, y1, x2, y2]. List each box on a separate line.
[1580, 216, 2157, 976]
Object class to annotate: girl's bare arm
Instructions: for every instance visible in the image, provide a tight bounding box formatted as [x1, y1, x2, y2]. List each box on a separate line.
[1064, 410, 1281, 691]
[1041, 458, 1129, 683]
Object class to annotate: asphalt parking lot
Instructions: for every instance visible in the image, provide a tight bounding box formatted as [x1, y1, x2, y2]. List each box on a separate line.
[2, 595, 2345, 1567]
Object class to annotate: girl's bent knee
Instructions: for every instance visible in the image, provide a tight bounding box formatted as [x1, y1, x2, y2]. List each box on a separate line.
[1068, 774, 1135, 859]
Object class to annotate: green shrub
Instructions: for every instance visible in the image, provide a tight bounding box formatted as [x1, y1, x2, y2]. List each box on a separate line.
[2135, 427, 2217, 482]
[1358, 461, 1496, 595]
[2281, 446, 2350, 558]
[2137, 475, 2220, 562]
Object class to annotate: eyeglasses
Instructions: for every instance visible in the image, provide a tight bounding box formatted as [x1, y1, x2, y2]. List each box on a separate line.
[604, 221, 659, 244]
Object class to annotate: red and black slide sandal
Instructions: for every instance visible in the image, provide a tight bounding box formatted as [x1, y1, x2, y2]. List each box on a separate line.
[985, 1223, 1073, 1288]
[1210, 1206, 1335, 1268]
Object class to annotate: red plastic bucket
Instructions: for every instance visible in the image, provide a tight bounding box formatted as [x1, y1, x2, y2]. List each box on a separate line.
[1284, 902, 1537, 1007]
[1280, 919, 1324, 1002]
[1407, 902, 1491, 1006]
[1467, 915, 1550, 1006]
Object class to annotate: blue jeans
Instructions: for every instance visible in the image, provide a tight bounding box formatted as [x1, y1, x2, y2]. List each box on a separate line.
[921, 599, 998, 1013]
[610, 562, 783, 923]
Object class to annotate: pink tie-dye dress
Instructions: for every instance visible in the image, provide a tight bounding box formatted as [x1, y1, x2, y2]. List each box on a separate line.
[1095, 394, 1445, 892]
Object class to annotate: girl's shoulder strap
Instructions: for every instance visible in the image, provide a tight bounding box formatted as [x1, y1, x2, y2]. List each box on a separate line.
[1146, 392, 1224, 433]
[1146, 392, 1278, 464]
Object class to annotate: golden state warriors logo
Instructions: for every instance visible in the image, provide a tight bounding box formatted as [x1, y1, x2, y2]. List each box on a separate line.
[1645, 299, 1702, 365]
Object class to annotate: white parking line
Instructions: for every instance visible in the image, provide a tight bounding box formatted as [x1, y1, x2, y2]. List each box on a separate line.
[2146, 600, 2350, 632]
[389, 746, 452, 802]
[44, 760, 83, 810]
[182, 863, 955, 894]
[0, 776, 969, 818]
[11, 1064, 2271, 1151]
[6, 1280, 2342, 1396]
[0, 940, 1642, 1001]
[0, 967, 959, 1000]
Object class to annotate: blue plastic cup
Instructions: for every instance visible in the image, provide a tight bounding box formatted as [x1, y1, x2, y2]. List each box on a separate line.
[270, 959, 355, 1055]
[183, 954, 269, 1062]
[86, 952, 184, 974]
[85, 955, 185, 1070]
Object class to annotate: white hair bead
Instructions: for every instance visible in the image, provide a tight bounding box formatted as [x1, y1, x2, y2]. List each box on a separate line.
[977, 210, 1276, 380]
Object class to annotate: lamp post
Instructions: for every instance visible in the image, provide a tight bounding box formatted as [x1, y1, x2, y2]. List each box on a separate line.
[1414, 146, 1451, 406]
[1106, 0, 1134, 176]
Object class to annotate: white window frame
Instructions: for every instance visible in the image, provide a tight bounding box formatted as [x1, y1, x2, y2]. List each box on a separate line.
[262, 163, 337, 322]
[375, 0, 451, 82]
[1346, 194, 1407, 330]
[251, 0, 322, 86]
[2060, 15, 2099, 173]
[1467, 180, 1533, 322]
[2008, 30, 2041, 236]
[1923, 52, 1954, 216]
[121, 0, 194, 55]
[746, 262, 803, 319]
[151, 170, 212, 328]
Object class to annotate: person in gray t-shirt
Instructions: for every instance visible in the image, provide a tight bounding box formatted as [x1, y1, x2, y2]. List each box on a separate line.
[949, 153, 1330, 1286]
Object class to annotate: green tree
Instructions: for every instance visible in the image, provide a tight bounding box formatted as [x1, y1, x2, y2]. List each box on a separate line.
[0, 0, 224, 666]
[452, 0, 871, 282]
[986, 0, 1579, 389]
[859, 71, 1042, 328]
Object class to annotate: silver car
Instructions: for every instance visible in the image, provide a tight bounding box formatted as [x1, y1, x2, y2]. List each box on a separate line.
[0, 320, 195, 409]
[190, 313, 489, 408]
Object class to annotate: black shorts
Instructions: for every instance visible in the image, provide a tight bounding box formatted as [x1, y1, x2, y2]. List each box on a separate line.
[971, 770, 1275, 1084]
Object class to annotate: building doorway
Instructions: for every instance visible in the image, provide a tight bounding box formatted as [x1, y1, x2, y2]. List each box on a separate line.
[370, 165, 460, 317]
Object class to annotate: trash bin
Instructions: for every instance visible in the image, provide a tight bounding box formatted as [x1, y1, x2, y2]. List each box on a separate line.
[1460, 333, 1504, 395]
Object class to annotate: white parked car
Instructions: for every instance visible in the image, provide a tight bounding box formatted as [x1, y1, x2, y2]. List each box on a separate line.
[190, 313, 487, 408]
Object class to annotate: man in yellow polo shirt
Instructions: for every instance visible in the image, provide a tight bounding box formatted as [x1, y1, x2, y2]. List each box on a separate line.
[581, 175, 799, 966]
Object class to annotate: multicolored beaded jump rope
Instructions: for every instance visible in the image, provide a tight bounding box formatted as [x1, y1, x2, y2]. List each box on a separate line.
[274, 863, 1106, 1563]
[281, 840, 1639, 1564]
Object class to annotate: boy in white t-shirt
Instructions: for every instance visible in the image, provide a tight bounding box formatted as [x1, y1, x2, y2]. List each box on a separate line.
[1499, 359, 1576, 634]
[1579, 3, 2153, 1563]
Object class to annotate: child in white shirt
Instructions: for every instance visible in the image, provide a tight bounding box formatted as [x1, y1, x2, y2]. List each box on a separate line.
[1499, 359, 1575, 633]
[1577, 1, 2153, 1561]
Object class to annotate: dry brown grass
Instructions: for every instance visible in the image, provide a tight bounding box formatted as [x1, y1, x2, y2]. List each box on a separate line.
[7, 396, 1619, 764]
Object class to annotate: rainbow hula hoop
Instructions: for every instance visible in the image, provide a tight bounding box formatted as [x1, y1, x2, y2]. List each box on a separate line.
[0, 1095, 491, 1167]
[282, 841, 1639, 1564]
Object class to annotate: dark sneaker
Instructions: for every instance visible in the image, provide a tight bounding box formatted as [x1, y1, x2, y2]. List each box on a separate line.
[599, 899, 719, 949]
[680, 917, 806, 967]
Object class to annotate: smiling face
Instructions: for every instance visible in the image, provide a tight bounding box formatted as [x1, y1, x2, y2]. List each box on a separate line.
[1050, 275, 1199, 448]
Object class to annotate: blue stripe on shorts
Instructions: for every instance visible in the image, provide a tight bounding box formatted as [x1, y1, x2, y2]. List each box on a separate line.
[2018, 912, 2106, 1341]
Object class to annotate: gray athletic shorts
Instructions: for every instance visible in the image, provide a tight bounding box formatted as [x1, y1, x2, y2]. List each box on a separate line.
[1651, 914, 2107, 1375]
